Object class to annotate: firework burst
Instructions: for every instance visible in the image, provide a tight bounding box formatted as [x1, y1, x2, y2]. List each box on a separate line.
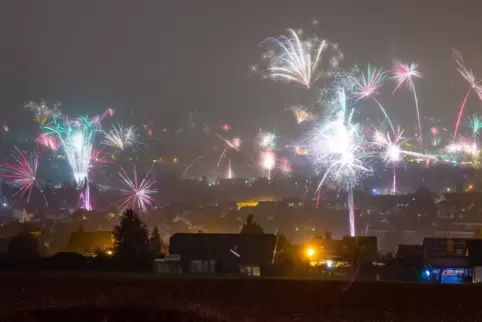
[257, 132, 276, 149]
[454, 50, 482, 90]
[353, 65, 393, 132]
[392, 62, 422, 92]
[44, 111, 111, 210]
[374, 126, 437, 193]
[353, 65, 386, 100]
[103, 125, 139, 151]
[44, 116, 101, 184]
[25, 101, 61, 126]
[117, 166, 157, 213]
[310, 90, 372, 190]
[35, 133, 61, 151]
[261, 28, 343, 88]
[260, 150, 276, 180]
[309, 90, 372, 236]
[467, 113, 482, 141]
[0, 147, 44, 203]
[373, 127, 409, 165]
[392, 61, 423, 150]
[289, 105, 314, 124]
[453, 50, 482, 140]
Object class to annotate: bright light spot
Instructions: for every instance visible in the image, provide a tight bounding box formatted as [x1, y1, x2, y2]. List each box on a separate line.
[106, 250, 113, 256]
[388, 145, 401, 162]
[232, 137, 241, 149]
[260, 133, 275, 148]
[306, 248, 315, 257]
[72, 132, 84, 152]
[326, 260, 333, 268]
[261, 151, 276, 170]
[425, 270, 430, 277]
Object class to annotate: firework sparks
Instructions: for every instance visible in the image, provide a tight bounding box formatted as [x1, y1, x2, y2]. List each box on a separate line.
[430, 127, 441, 146]
[226, 159, 233, 179]
[261, 28, 343, 88]
[258, 132, 276, 149]
[454, 49, 482, 90]
[25, 101, 60, 126]
[446, 142, 478, 156]
[353, 65, 386, 100]
[35, 133, 61, 151]
[374, 127, 408, 164]
[260, 150, 276, 180]
[182, 148, 215, 178]
[231, 137, 241, 149]
[0, 147, 44, 203]
[280, 157, 292, 175]
[309, 90, 372, 236]
[373, 126, 435, 194]
[392, 61, 423, 150]
[453, 50, 482, 140]
[103, 125, 139, 151]
[310, 90, 371, 190]
[392, 62, 422, 92]
[45, 116, 101, 184]
[454, 91, 471, 141]
[216, 133, 241, 152]
[467, 113, 482, 142]
[44, 111, 111, 210]
[117, 165, 157, 213]
[290, 105, 314, 124]
[353, 65, 394, 132]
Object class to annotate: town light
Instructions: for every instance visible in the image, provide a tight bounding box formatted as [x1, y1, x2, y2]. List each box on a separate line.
[306, 248, 315, 257]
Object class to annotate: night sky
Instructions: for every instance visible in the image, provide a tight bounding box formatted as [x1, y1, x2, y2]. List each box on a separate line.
[1, 1, 482, 143]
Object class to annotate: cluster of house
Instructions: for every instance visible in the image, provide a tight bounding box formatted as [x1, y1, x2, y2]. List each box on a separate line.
[58, 225, 482, 284]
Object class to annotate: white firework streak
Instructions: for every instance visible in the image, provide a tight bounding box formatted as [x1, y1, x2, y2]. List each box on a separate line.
[310, 90, 372, 192]
[262, 28, 343, 88]
[104, 125, 138, 150]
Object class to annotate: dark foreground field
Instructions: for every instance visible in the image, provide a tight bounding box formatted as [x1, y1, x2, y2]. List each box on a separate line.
[1, 273, 482, 321]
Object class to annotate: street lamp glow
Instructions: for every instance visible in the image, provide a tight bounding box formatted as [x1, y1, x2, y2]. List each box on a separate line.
[306, 248, 315, 257]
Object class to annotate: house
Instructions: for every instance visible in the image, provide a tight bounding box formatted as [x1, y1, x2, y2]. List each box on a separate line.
[169, 233, 277, 275]
[305, 236, 378, 265]
[423, 237, 472, 283]
[153, 254, 182, 274]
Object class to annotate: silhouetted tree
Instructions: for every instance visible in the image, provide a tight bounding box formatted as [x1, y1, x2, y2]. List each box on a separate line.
[150, 227, 163, 255]
[113, 209, 151, 270]
[8, 232, 40, 261]
[240, 214, 264, 234]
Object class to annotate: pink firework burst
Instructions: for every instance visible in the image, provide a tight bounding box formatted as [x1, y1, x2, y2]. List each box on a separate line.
[36, 133, 61, 151]
[392, 61, 422, 93]
[221, 123, 231, 132]
[1, 147, 41, 202]
[353, 65, 387, 100]
[117, 166, 157, 213]
[454, 49, 481, 89]
[452, 50, 482, 139]
[392, 60, 423, 150]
